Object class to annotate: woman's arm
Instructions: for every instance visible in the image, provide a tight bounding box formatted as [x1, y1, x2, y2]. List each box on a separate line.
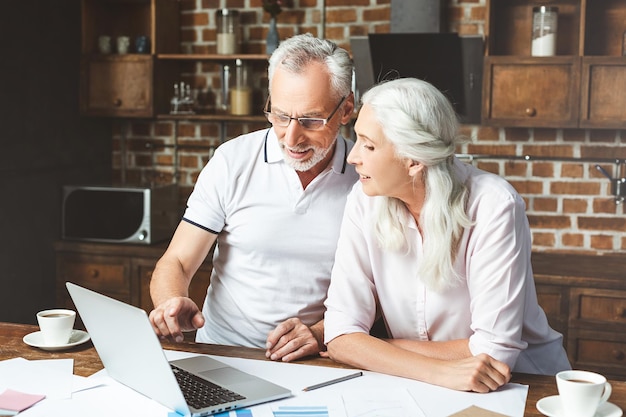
[327, 332, 510, 393]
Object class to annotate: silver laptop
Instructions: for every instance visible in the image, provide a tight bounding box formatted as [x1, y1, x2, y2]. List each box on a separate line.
[66, 282, 292, 416]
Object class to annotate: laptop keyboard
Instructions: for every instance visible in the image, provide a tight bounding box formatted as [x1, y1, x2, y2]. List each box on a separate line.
[171, 364, 247, 410]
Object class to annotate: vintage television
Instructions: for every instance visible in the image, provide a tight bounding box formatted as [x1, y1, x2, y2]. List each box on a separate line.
[61, 184, 180, 245]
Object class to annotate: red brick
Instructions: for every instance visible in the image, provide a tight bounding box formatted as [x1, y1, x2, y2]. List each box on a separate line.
[528, 215, 571, 229]
[561, 163, 584, 178]
[476, 161, 499, 174]
[593, 198, 620, 213]
[581, 145, 626, 160]
[522, 144, 573, 158]
[504, 161, 527, 177]
[504, 128, 531, 142]
[532, 232, 555, 247]
[532, 162, 554, 178]
[562, 198, 588, 213]
[509, 180, 543, 194]
[590, 235, 614, 250]
[549, 181, 600, 195]
[561, 233, 584, 247]
[326, 9, 357, 23]
[475, 126, 499, 141]
[589, 130, 618, 143]
[562, 129, 586, 142]
[466, 144, 516, 155]
[181, 12, 209, 27]
[578, 216, 626, 231]
[533, 197, 558, 212]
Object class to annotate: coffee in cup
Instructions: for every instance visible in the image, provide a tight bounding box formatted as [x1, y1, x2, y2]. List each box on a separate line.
[556, 370, 612, 417]
[36, 309, 76, 346]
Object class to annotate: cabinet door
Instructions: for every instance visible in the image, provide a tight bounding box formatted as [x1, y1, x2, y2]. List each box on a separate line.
[482, 56, 581, 127]
[579, 57, 626, 129]
[80, 55, 153, 117]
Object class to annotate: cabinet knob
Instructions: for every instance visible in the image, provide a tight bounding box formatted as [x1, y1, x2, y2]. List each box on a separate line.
[615, 307, 626, 320]
[612, 350, 625, 361]
[113, 98, 122, 107]
[525, 107, 537, 117]
[90, 269, 100, 278]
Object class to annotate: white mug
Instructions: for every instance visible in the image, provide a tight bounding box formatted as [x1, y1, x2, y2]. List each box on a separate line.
[36, 309, 76, 346]
[556, 370, 612, 417]
[98, 35, 111, 54]
[116, 36, 130, 54]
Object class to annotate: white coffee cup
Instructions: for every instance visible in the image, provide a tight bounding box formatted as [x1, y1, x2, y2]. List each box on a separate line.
[556, 370, 612, 417]
[98, 35, 112, 54]
[116, 36, 130, 54]
[36, 309, 76, 346]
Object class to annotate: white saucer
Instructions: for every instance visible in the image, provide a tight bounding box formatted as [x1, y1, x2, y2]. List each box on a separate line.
[537, 395, 623, 417]
[23, 329, 91, 351]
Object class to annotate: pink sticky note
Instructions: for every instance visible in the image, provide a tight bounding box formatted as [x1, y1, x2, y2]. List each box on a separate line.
[0, 389, 46, 413]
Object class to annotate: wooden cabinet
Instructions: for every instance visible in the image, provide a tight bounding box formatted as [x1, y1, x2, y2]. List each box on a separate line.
[533, 252, 626, 379]
[79, 0, 179, 118]
[54, 241, 212, 319]
[483, 0, 626, 129]
[80, 55, 154, 117]
[79, 0, 269, 126]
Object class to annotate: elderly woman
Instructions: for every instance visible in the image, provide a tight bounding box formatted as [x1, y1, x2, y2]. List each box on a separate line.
[324, 78, 570, 392]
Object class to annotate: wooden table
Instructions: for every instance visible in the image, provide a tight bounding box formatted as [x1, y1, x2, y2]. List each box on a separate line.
[2, 322, 625, 416]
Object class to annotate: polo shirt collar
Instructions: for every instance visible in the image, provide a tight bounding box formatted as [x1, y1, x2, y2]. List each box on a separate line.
[264, 128, 349, 174]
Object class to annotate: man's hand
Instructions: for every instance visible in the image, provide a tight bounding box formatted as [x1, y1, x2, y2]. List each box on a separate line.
[265, 318, 323, 362]
[149, 296, 205, 343]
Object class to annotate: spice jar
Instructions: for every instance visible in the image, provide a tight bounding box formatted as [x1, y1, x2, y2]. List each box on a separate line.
[216, 9, 240, 55]
[531, 6, 558, 56]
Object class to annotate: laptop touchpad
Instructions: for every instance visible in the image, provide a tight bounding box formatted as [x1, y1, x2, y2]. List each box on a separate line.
[200, 367, 254, 384]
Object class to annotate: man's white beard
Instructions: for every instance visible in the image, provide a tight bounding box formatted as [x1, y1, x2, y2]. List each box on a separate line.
[282, 137, 336, 172]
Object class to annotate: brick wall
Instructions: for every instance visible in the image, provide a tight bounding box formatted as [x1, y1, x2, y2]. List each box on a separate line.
[113, 0, 626, 255]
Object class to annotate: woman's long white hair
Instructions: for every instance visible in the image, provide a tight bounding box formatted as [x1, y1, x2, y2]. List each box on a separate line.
[361, 78, 473, 291]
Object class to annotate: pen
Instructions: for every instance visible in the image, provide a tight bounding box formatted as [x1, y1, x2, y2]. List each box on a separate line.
[302, 371, 363, 391]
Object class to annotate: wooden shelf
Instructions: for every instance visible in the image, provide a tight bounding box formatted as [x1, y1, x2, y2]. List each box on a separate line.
[157, 53, 269, 61]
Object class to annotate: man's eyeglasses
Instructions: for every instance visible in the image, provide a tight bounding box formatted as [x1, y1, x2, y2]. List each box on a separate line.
[264, 95, 347, 131]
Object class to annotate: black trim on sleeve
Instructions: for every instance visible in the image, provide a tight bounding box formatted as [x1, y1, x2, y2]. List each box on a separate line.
[340, 137, 348, 174]
[182, 217, 219, 235]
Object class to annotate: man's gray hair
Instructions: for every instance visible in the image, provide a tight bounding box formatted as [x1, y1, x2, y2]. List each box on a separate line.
[268, 33, 353, 100]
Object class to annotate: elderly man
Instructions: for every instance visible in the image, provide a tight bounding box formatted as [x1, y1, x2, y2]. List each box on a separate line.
[149, 34, 357, 362]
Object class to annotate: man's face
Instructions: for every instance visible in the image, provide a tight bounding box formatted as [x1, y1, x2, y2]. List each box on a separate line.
[268, 62, 353, 172]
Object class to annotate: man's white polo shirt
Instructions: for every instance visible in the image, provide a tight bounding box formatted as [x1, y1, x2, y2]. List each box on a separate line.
[183, 128, 358, 348]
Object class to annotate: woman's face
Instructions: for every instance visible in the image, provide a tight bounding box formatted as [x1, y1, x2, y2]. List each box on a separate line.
[349, 103, 419, 201]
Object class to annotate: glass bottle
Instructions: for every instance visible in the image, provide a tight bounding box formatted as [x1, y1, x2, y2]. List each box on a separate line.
[531, 6, 558, 56]
[229, 59, 252, 116]
[216, 9, 240, 55]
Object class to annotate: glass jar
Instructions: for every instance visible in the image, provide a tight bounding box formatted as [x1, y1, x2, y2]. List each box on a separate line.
[216, 9, 240, 55]
[531, 6, 558, 56]
[229, 59, 252, 115]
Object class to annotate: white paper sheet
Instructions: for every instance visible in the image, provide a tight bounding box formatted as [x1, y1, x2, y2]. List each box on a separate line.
[0, 357, 73, 400]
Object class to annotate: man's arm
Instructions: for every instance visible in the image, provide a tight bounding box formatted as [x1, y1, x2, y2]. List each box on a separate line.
[149, 221, 217, 342]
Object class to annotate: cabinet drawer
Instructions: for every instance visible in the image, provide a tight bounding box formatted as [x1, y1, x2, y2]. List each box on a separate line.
[482, 56, 580, 128]
[570, 288, 626, 326]
[567, 329, 626, 379]
[58, 257, 130, 293]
